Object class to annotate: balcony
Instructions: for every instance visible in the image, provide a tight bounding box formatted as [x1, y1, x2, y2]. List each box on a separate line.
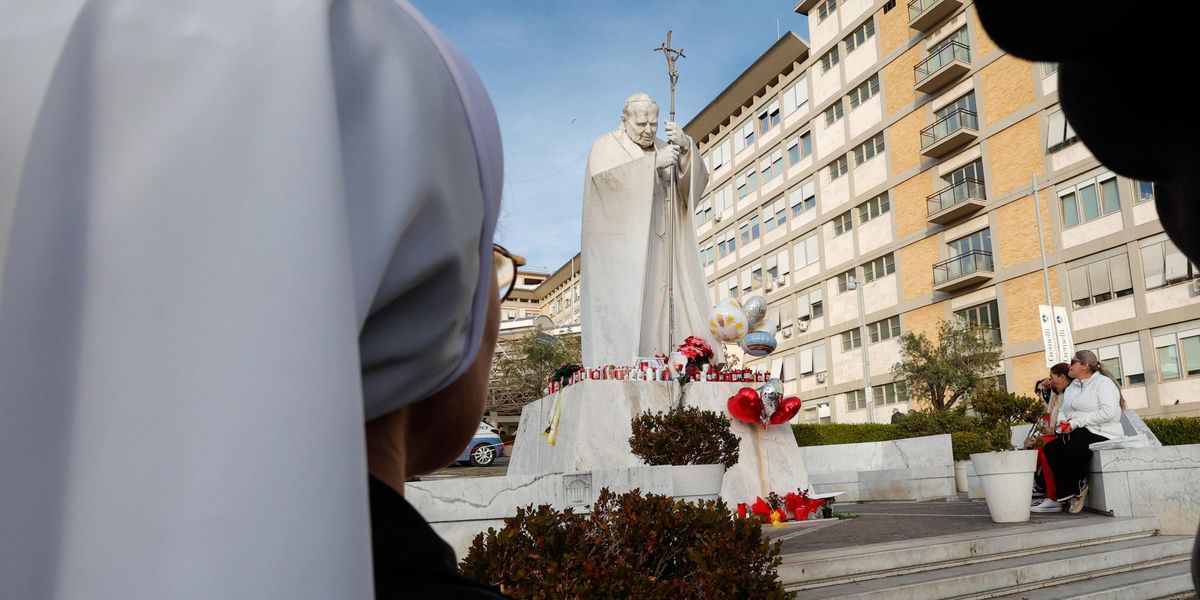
[933, 250, 994, 293]
[914, 42, 971, 94]
[920, 108, 979, 158]
[927, 178, 987, 224]
[908, 0, 964, 31]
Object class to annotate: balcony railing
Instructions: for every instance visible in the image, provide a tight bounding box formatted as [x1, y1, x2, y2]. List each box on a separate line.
[915, 41, 971, 84]
[920, 108, 979, 156]
[908, 0, 964, 31]
[927, 178, 987, 222]
[933, 250, 994, 288]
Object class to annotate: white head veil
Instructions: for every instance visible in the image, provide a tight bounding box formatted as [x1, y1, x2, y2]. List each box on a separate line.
[0, 1, 501, 598]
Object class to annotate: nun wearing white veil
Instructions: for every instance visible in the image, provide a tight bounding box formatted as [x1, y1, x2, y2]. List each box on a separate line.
[0, 1, 504, 598]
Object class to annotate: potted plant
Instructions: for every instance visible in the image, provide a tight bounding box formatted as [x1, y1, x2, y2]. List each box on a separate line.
[966, 387, 1043, 523]
[629, 406, 740, 498]
[950, 431, 989, 493]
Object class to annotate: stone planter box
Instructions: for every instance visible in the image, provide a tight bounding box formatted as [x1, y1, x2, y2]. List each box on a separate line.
[798, 434, 955, 502]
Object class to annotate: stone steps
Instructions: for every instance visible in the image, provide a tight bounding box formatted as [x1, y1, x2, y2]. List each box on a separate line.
[782, 517, 1197, 599]
[989, 560, 1195, 600]
[780, 516, 1160, 588]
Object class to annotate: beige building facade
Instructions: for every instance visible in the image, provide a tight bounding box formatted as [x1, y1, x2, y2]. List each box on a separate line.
[683, 0, 1200, 423]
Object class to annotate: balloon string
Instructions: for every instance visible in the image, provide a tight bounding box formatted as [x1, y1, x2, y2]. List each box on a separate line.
[754, 426, 768, 499]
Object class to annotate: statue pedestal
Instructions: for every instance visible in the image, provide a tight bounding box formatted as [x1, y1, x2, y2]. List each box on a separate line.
[510, 380, 809, 506]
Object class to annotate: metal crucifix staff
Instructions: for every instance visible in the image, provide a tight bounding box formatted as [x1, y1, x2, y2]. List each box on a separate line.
[654, 31, 685, 363]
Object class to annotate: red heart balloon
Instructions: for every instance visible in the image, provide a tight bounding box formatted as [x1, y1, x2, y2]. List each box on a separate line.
[769, 396, 802, 425]
[727, 387, 763, 424]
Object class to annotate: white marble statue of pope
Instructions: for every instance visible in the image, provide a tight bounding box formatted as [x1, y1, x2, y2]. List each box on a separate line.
[580, 92, 723, 367]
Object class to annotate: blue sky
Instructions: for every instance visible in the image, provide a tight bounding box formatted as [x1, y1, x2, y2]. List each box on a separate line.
[411, 1, 810, 272]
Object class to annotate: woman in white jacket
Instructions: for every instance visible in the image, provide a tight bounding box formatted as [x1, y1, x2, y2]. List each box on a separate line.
[1035, 350, 1125, 514]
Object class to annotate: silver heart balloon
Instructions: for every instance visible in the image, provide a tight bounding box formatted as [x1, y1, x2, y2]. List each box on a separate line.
[758, 378, 783, 423]
[741, 295, 766, 330]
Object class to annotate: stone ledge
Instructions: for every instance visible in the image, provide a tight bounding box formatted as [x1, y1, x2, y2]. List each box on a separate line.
[1086, 444, 1200, 534]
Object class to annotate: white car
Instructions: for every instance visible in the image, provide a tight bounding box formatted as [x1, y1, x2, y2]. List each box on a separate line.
[456, 422, 504, 467]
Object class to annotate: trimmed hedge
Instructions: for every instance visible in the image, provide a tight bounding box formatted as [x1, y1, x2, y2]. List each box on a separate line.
[1145, 417, 1200, 446]
[792, 423, 901, 447]
[794, 416, 1200, 448]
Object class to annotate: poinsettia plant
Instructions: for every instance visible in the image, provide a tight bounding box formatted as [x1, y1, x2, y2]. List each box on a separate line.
[738, 488, 825, 524]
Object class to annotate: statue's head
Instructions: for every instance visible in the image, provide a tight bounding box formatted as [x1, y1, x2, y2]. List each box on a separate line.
[621, 92, 659, 149]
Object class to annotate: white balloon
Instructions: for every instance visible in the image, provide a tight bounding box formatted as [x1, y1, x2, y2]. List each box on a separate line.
[707, 299, 748, 343]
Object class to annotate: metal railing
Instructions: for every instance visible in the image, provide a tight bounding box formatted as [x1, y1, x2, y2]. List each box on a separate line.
[914, 41, 971, 84]
[920, 108, 978, 149]
[927, 178, 986, 215]
[908, 0, 941, 22]
[933, 250, 994, 285]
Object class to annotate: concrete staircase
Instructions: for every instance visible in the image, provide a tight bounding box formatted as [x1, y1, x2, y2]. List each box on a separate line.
[781, 516, 1196, 599]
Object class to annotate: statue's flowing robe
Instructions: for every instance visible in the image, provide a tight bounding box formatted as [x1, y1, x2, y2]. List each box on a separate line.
[581, 130, 721, 366]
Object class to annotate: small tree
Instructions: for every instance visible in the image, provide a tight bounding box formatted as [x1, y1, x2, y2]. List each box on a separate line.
[892, 319, 1002, 412]
[489, 328, 581, 406]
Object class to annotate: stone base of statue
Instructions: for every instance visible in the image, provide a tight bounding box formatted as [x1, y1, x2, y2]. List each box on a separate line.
[406, 380, 809, 557]
[509, 380, 809, 507]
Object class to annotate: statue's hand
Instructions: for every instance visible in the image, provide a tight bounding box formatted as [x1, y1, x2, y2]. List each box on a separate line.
[655, 144, 681, 170]
[664, 121, 687, 149]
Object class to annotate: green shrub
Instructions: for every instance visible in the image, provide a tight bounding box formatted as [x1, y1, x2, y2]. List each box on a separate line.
[968, 388, 1043, 429]
[1145, 417, 1200, 446]
[894, 408, 977, 438]
[792, 423, 901, 447]
[629, 406, 740, 468]
[460, 488, 791, 599]
[950, 431, 991, 461]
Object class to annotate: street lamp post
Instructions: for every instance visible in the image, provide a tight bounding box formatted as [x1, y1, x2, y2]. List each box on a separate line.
[848, 274, 874, 423]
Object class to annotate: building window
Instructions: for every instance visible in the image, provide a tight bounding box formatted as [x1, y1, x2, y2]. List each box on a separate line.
[763, 196, 788, 233]
[858, 192, 891, 223]
[722, 275, 739, 300]
[949, 228, 991, 257]
[955, 300, 1001, 343]
[708, 139, 732, 171]
[816, 0, 838, 22]
[935, 91, 976, 122]
[759, 100, 781, 135]
[798, 286, 824, 321]
[1068, 254, 1134, 308]
[828, 156, 849, 181]
[698, 244, 715, 267]
[1042, 62, 1059, 77]
[735, 120, 756, 152]
[760, 148, 785, 184]
[844, 18, 876, 53]
[833, 211, 854, 236]
[820, 47, 840, 75]
[852, 133, 886, 166]
[788, 131, 812, 164]
[783, 76, 809, 114]
[737, 167, 758, 199]
[846, 388, 867, 410]
[1060, 173, 1120, 228]
[750, 265, 764, 290]
[1151, 330, 1200, 382]
[717, 228, 737, 258]
[824, 99, 845, 126]
[790, 178, 817, 217]
[739, 214, 761, 245]
[798, 343, 827, 377]
[1083, 339, 1145, 386]
[874, 381, 908, 405]
[1047, 109, 1078, 153]
[694, 198, 713, 227]
[1140, 235, 1198, 289]
[842, 328, 863, 351]
[836, 269, 855, 293]
[848, 74, 881, 109]
[765, 248, 791, 282]
[794, 232, 820, 269]
[1136, 181, 1155, 203]
[862, 253, 896, 283]
[868, 315, 901, 343]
